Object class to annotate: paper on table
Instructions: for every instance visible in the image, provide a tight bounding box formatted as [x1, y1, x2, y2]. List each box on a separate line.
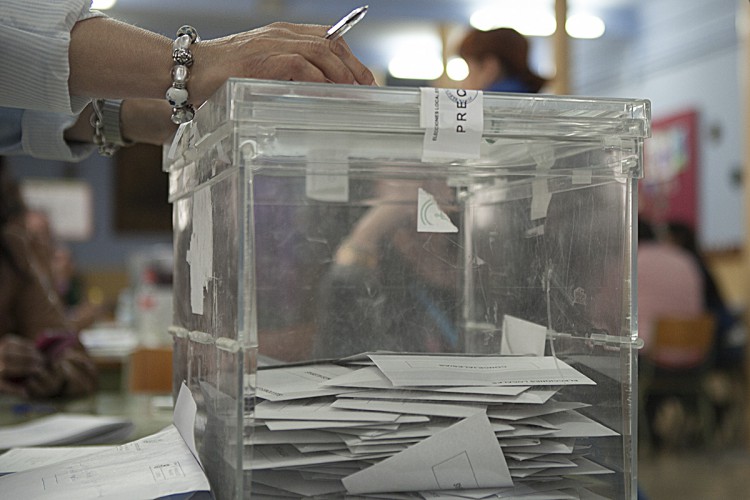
[0, 426, 209, 500]
[369, 354, 595, 387]
[501, 315, 547, 357]
[342, 412, 512, 494]
[0, 414, 133, 449]
[0, 447, 113, 474]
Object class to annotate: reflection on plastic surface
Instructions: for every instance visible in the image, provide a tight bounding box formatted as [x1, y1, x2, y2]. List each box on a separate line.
[166, 79, 649, 500]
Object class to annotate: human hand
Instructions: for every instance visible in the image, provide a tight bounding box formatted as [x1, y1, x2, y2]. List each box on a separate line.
[24, 364, 64, 399]
[0, 335, 45, 397]
[23, 347, 96, 399]
[191, 22, 376, 103]
[50, 348, 98, 398]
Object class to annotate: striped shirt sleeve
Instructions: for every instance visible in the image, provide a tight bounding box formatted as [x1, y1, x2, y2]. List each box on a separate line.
[0, 1, 106, 114]
[0, 106, 94, 162]
[21, 109, 95, 161]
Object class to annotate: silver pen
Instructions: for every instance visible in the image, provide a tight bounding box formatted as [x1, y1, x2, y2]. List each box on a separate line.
[325, 5, 369, 40]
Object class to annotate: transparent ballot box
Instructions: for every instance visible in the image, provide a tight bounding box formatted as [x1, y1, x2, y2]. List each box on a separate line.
[165, 79, 650, 500]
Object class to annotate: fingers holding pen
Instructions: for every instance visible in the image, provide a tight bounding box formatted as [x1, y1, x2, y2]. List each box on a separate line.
[272, 22, 375, 85]
[191, 23, 375, 101]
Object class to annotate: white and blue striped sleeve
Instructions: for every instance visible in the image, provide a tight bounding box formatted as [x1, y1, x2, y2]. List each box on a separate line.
[0, 1, 106, 114]
[0, 106, 94, 161]
[21, 109, 95, 161]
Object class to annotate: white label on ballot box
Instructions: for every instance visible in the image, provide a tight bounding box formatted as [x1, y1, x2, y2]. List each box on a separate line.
[420, 88, 484, 162]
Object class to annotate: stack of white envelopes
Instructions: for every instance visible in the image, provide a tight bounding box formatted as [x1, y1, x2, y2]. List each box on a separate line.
[246, 353, 619, 499]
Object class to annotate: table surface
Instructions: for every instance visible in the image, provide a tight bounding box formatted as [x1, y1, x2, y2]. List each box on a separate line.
[0, 390, 175, 443]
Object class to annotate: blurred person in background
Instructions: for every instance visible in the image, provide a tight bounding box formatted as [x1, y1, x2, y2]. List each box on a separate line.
[0, 162, 97, 398]
[23, 209, 106, 331]
[638, 218, 705, 448]
[665, 221, 745, 368]
[638, 218, 705, 360]
[665, 220, 746, 441]
[457, 27, 547, 93]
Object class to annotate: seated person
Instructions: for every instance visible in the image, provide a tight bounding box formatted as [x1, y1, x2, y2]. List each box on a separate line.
[665, 220, 744, 368]
[23, 209, 106, 332]
[637, 218, 705, 362]
[0, 165, 96, 399]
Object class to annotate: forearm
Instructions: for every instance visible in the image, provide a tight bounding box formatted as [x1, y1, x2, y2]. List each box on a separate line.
[69, 17, 173, 100]
[120, 99, 177, 145]
[70, 19, 375, 105]
[64, 99, 177, 146]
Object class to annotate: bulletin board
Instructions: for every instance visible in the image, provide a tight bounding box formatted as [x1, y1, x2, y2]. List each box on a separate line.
[20, 179, 93, 241]
[639, 109, 699, 228]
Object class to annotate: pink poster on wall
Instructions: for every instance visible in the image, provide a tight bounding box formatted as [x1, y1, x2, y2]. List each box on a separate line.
[639, 109, 699, 229]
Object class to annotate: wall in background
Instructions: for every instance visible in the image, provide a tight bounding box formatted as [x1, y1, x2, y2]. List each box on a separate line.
[574, 0, 744, 250]
[6, 154, 172, 271]
[5, 0, 745, 277]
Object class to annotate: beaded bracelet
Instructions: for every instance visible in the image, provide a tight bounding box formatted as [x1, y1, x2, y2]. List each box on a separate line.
[90, 99, 133, 157]
[168, 25, 199, 124]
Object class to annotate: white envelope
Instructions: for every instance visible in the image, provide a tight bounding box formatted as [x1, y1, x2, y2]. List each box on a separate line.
[342, 412, 512, 494]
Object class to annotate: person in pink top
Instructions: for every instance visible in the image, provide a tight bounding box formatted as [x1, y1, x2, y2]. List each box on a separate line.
[637, 219, 705, 361]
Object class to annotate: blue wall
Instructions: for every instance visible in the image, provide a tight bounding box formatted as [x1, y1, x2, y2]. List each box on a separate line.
[6, 154, 172, 270]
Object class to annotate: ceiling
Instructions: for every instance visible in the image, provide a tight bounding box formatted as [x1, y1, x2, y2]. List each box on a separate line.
[104, 0, 638, 80]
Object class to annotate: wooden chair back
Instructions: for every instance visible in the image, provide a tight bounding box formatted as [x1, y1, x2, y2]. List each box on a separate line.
[127, 347, 173, 393]
[650, 314, 716, 369]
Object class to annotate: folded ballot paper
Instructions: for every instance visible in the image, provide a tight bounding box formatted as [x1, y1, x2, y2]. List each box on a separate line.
[0, 385, 210, 500]
[246, 351, 619, 499]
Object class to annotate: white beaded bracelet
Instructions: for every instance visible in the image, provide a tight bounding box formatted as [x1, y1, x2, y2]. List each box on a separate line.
[168, 25, 199, 124]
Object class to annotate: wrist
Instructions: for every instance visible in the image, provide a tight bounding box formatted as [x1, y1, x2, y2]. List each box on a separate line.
[120, 99, 177, 145]
[187, 41, 221, 105]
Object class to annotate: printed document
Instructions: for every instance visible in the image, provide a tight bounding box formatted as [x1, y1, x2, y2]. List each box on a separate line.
[0, 426, 209, 500]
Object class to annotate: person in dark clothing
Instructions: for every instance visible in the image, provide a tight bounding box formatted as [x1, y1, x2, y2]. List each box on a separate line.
[457, 27, 547, 93]
[665, 221, 744, 368]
